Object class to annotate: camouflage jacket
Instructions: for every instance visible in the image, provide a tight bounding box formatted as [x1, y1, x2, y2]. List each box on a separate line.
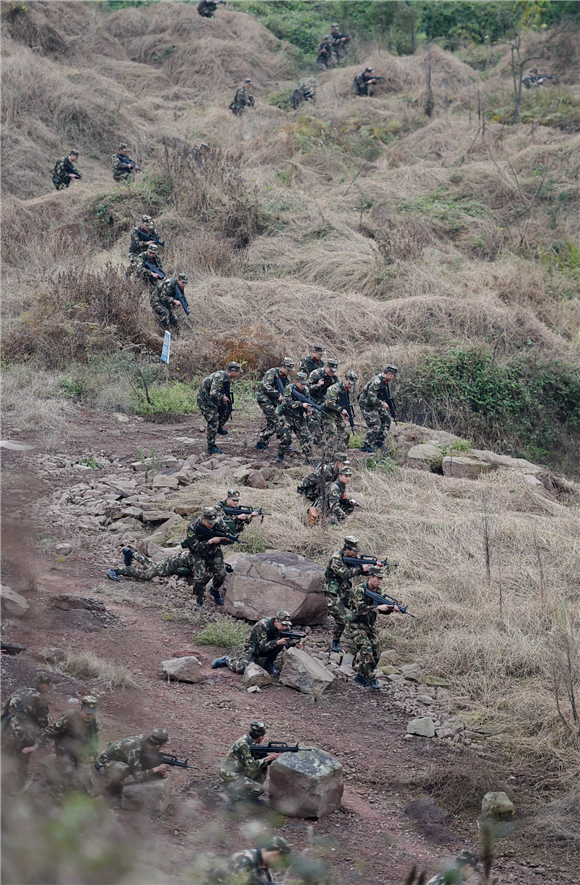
[324, 381, 352, 416]
[299, 355, 324, 376]
[233, 86, 253, 108]
[219, 501, 248, 535]
[129, 224, 161, 255]
[244, 617, 283, 658]
[354, 71, 372, 88]
[227, 849, 273, 885]
[197, 370, 230, 409]
[327, 479, 355, 516]
[307, 367, 335, 402]
[53, 155, 79, 184]
[358, 374, 390, 411]
[96, 735, 163, 781]
[297, 462, 337, 501]
[258, 368, 288, 404]
[150, 278, 179, 311]
[1, 687, 49, 746]
[182, 514, 230, 556]
[324, 550, 363, 597]
[136, 250, 164, 283]
[346, 580, 381, 627]
[220, 735, 269, 783]
[112, 153, 134, 180]
[39, 710, 99, 762]
[279, 383, 309, 421]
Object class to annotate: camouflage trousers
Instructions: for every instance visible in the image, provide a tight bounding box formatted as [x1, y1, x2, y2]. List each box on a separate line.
[224, 649, 281, 675]
[278, 413, 313, 458]
[197, 396, 225, 449]
[113, 170, 133, 182]
[53, 176, 70, 190]
[1, 745, 32, 793]
[257, 396, 283, 445]
[117, 549, 193, 581]
[220, 770, 267, 801]
[320, 412, 350, 456]
[306, 410, 324, 444]
[46, 753, 94, 796]
[326, 501, 354, 526]
[151, 302, 179, 332]
[360, 407, 391, 449]
[188, 550, 227, 604]
[324, 590, 350, 643]
[346, 621, 380, 681]
[97, 761, 152, 795]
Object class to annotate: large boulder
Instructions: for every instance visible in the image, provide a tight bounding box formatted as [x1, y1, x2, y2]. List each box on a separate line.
[223, 552, 326, 625]
[280, 648, 335, 698]
[1, 585, 29, 618]
[243, 663, 272, 688]
[161, 656, 202, 683]
[269, 748, 343, 819]
[407, 444, 443, 472]
[122, 778, 172, 817]
[442, 456, 492, 480]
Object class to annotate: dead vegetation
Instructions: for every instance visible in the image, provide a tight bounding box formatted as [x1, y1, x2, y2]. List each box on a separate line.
[40, 649, 141, 690]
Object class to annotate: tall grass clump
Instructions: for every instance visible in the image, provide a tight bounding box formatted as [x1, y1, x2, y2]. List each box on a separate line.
[43, 650, 141, 690]
[194, 619, 248, 650]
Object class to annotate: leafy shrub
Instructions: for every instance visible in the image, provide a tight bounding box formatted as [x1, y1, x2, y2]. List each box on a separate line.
[194, 619, 248, 650]
[132, 381, 199, 417]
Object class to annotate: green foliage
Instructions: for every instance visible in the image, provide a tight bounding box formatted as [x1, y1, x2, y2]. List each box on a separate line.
[365, 455, 400, 474]
[132, 381, 199, 417]
[398, 186, 488, 237]
[86, 177, 169, 245]
[267, 87, 295, 111]
[194, 619, 248, 650]
[240, 528, 270, 554]
[76, 456, 103, 469]
[490, 88, 580, 132]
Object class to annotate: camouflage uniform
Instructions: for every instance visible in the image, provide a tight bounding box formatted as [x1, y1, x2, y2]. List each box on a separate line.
[307, 363, 337, 442]
[230, 84, 254, 116]
[296, 459, 342, 503]
[323, 550, 364, 644]
[219, 498, 250, 535]
[353, 70, 375, 97]
[181, 515, 229, 604]
[321, 380, 354, 453]
[52, 154, 81, 190]
[317, 39, 333, 69]
[96, 734, 167, 794]
[220, 734, 270, 801]
[136, 250, 164, 287]
[37, 707, 99, 794]
[197, 0, 220, 18]
[425, 850, 479, 885]
[197, 370, 234, 450]
[129, 223, 161, 263]
[256, 367, 290, 447]
[115, 548, 195, 581]
[358, 374, 392, 449]
[299, 350, 325, 377]
[277, 382, 313, 459]
[344, 580, 385, 681]
[322, 477, 356, 525]
[222, 617, 289, 675]
[1, 686, 49, 790]
[112, 152, 135, 182]
[150, 277, 180, 330]
[225, 849, 276, 884]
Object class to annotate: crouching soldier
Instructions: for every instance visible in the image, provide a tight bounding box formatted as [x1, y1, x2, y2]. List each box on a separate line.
[1, 671, 51, 793]
[212, 610, 297, 677]
[226, 836, 291, 883]
[219, 721, 280, 807]
[95, 728, 171, 799]
[32, 695, 99, 794]
[150, 273, 188, 332]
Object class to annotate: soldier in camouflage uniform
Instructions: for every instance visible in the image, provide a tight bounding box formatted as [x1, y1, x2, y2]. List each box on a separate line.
[345, 567, 401, 690]
[318, 465, 360, 525]
[150, 273, 188, 331]
[197, 362, 242, 454]
[321, 369, 358, 454]
[297, 451, 349, 503]
[276, 371, 315, 464]
[197, 0, 225, 19]
[96, 727, 171, 797]
[307, 358, 338, 444]
[219, 721, 280, 805]
[353, 67, 378, 97]
[230, 79, 255, 116]
[112, 142, 140, 182]
[1, 672, 51, 792]
[255, 358, 294, 451]
[323, 537, 372, 653]
[212, 610, 295, 676]
[106, 544, 195, 584]
[181, 506, 232, 609]
[218, 490, 260, 534]
[33, 696, 99, 793]
[425, 850, 479, 885]
[52, 149, 82, 190]
[225, 836, 291, 884]
[136, 244, 165, 288]
[358, 365, 398, 453]
[299, 344, 326, 377]
[129, 214, 163, 264]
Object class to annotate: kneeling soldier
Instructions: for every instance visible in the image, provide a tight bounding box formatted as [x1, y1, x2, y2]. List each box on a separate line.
[136, 243, 164, 288]
[320, 465, 360, 525]
[2, 672, 51, 793]
[297, 451, 349, 503]
[96, 727, 171, 798]
[212, 610, 296, 677]
[129, 214, 163, 264]
[219, 489, 260, 534]
[52, 149, 82, 190]
[33, 695, 99, 794]
[150, 273, 188, 332]
[346, 567, 401, 690]
[219, 721, 280, 807]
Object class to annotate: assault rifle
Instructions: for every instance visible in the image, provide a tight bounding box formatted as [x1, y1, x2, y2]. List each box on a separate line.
[278, 630, 306, 647]
[172, 282, 192, 322]
[117, 153, 141, 171]
[275, 374, 288, 398]
[249, 741, 314, 759]
[136, 227, 164, 247]
[338, 388, 356, 431]
[1, 643, 25, 656]
[291, 387, 324, 412]
[219, 378, 234, 423]
[64, 158, 82, 179]
[376, 382, 397, 426]
[143, 261, 167, 281]
[191, 523, 247, 546]
[220, 504, 270, 521]
[141, 752, 200, 770]
[342, 554, 394, 569]
[363, 586, 415, 618]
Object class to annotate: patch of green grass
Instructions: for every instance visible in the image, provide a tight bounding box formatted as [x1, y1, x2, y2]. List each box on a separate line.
[194, 619, 248, 650]
[75, 456, 103, 469]
[365, 456, 400, 474]
[240, 529, 270, 554]
[398, 186, 488, 237]
[132, 382, 199, 417]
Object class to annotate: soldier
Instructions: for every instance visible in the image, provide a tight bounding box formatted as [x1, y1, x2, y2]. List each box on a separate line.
[197, 0, 225, 18]
[353, 67, 378, 97]
[317, 36, 333, 69]
[329, 22, 351, 60]
[307, 357, 338, 444]
[212, 610, 297, 677]
[324, 537, 373, 653]
[129, 214, 164, 264]
[181, 506, 231, 609]
[197, 361, 242, 455]
[136, 243, 165, 288]
[52, 149, 82, 190]
[1, 672, 51, 792]
[230, 79, 255, 116]
[150, 273, 188, 332]
[192, 142, 210, 166]
[106, 543, 195, 584]
[290, 78, 317, 111]
[319, 465, 360, 525]
[218, 489, 260, 534]
[33, 696, 99, 793]
[358, 365, 398, 453]
[255, 358, 295, 451]
[276, 371, 315, 464]
[95, 727, 171, 798]
[226, 836, 291, 884]
[321, 369, 358, 454]
[346, 567, 401, 689]
[299, 344, 326, 377]
[297, 451, 349, 503]
[112, 142, 140, 182]
[426, 850, 479, 885]
[219, 721, 280, 806]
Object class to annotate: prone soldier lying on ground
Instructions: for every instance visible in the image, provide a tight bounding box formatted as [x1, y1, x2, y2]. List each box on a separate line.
[212, 610, 303, 677]
[290, 77, 318, 110]
[106, 542, 196, 584]
[52, 149, 82, 190]
[95, 727, 171, 798]
[230, 79, 254, 116]
[197, 362, 242, 454]
[32, 695, 99, 794]
[129, 214, 164, 264]
[136, 244, 164, 287]
[112, 142, 141, 182]
[255, 358, 295, 451]
[219, 721, 280, 808]
[358, 364, 398, 453]
[1, 671, 52, 793]
[219, 489, 263, 534]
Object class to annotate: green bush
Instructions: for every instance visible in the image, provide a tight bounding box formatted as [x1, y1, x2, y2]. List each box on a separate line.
[194, 619, 248, 650]
[132, 381, 199, 417]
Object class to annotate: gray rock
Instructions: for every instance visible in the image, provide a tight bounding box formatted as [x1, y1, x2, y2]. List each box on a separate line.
[407, 444, 443, 471]
[470, 449, 542, 474]
[442, 456, 493, 479]
[223, 552, 326, 624]
[161, 656, 202, 683]
[242, 663, 272, 688]
[247, 470, 268, 489]
[1, 585, 30, 618]
[524, 474, 543, 486]
[481, 791, 515, 820]
[280, 648, 334, 698]
[122, 778, 172, 817]
[269, 748, 343, 818]
[152, 474, 179, 490]
[407, 717, 435, 737]
[55, 544, 73, 556]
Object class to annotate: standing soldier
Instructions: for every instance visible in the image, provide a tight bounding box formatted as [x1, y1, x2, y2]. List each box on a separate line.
[136, 243, 165, 288]
[317, 465, 360, 525]
[329, 23, 351, 61]
[358, 365, 398, 453]
[297, 451, 349, 503]
[226, 836, 291, 883]
[150, 274, 189, 332]
[323, 537, 372, 653]
[299, 344, 326, 377]
[230, 78, 255, 116]
[352, 67, 379, 96]
[32, 696, 99, 793]
[255, 358, 295, 451]
[52, 149, 82, 190]
[317, 35, 333, 69]
[197, 361, 242, 455]
[219, 721, 280, 807]
[321, 369, 358, 454]
[1, 672, 51, 793]
[307, 358, 338, 444]
[276, 371, 315, 464]
[346, 567, 401, 689]
[212, 610, 297, 677]
[129, 214, 164, 265]
[112, 142, 141, 182]
[95, 728, 171, 799]
[181, 506, 232, 609]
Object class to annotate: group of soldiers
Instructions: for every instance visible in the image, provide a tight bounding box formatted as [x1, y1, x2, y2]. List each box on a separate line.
[317, 23, 352, 69]
[52, 142, 141, 190]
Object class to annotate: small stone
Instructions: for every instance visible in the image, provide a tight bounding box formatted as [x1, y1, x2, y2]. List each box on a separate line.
[416, 694, 435, 704]
[247, 685, 261, 693]
[122, 779, 172, 817]
[407, 717, 435, 737]
[152, 475, 179, 490]
[246, 471, 268, 489]
[1, 585, 30, 618]
[242, 663, 272, 688]
[280, 648, 335, 698]
[161, 656, 202, 683]
[422, 675, 450, 688]
[114, 413, 131, 423]
[481, 791, 515, 821]
[55, 544, 73, 556]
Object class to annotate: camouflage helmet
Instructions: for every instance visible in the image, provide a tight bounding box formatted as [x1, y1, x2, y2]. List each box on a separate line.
[177, 273, 188, 283]
[326, 358, 338, 371]
[295, 371, 308, 382]
[455, 850, 479, 870]
[334, 451, 349, 462]
[368, 566, 384, 578]
[141, 214, 152, 223]
[313, 344, 326, 354]
[282, 358, 295, 369]
[244, 78, 252, 84]
[248, 720, 267, 738]
[148, 727, 169, 745]
[343, 536, 359, 549]
[345, 369, 358, 382]
[35, 671, 53, 686]
[81, 695, 98, 712]
[384, 364, 398, 375]
[331, 22, 339, 28]
[147, 243, 159, 253]
[226, 361, 242, 373]
[259, 835, 290, 855]
[338, 466, 352, 476]
[365, 67, 373, 73]
[118, 142, 128, 150]
[226, 489, 241, 499]
[202, 506, 219, 523]
[69, 148, 80, 157]
[200, 142, 209, 151]
[275, 610, 292, 624]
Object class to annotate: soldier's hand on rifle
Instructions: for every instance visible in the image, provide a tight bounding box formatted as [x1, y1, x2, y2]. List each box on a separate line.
[153, 763, 171, 776]
[222, 395, 230, 402]
[22, 746, 36, 755]
[341, 409, 349, 418]
[151, 272, 162, 279]
[317, 379, 325, 387]
[361, 564, 371, 573]
[267, 752, 281, 763]
[277, 637, 289, 646]
[208, 537, 226, 545]
[172, 300, 181, 308]
[249, 511, 260, 519]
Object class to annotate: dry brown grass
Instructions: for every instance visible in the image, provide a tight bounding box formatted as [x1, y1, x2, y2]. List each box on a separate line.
[41, 649, 141, 690]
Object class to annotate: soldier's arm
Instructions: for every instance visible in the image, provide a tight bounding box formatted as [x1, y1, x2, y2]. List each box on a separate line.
[330, 555, 363, 581]
[261, 369, 279, 397]
[209, 373, 225, 402]
[253, 622, 281, 656]
[35, 714, 67, 749]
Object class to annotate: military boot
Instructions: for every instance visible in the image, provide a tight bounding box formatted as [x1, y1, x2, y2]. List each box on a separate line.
[212, 656, 228, 669]
[106, 569, 120, 582]
[331, 640, 341, 654]
[122, 547, 134, 567]
[210, 589, 224, 606]
[354, 674, 370, 687]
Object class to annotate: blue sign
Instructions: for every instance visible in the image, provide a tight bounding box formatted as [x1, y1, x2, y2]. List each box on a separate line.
[161, 331, 171, 364]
